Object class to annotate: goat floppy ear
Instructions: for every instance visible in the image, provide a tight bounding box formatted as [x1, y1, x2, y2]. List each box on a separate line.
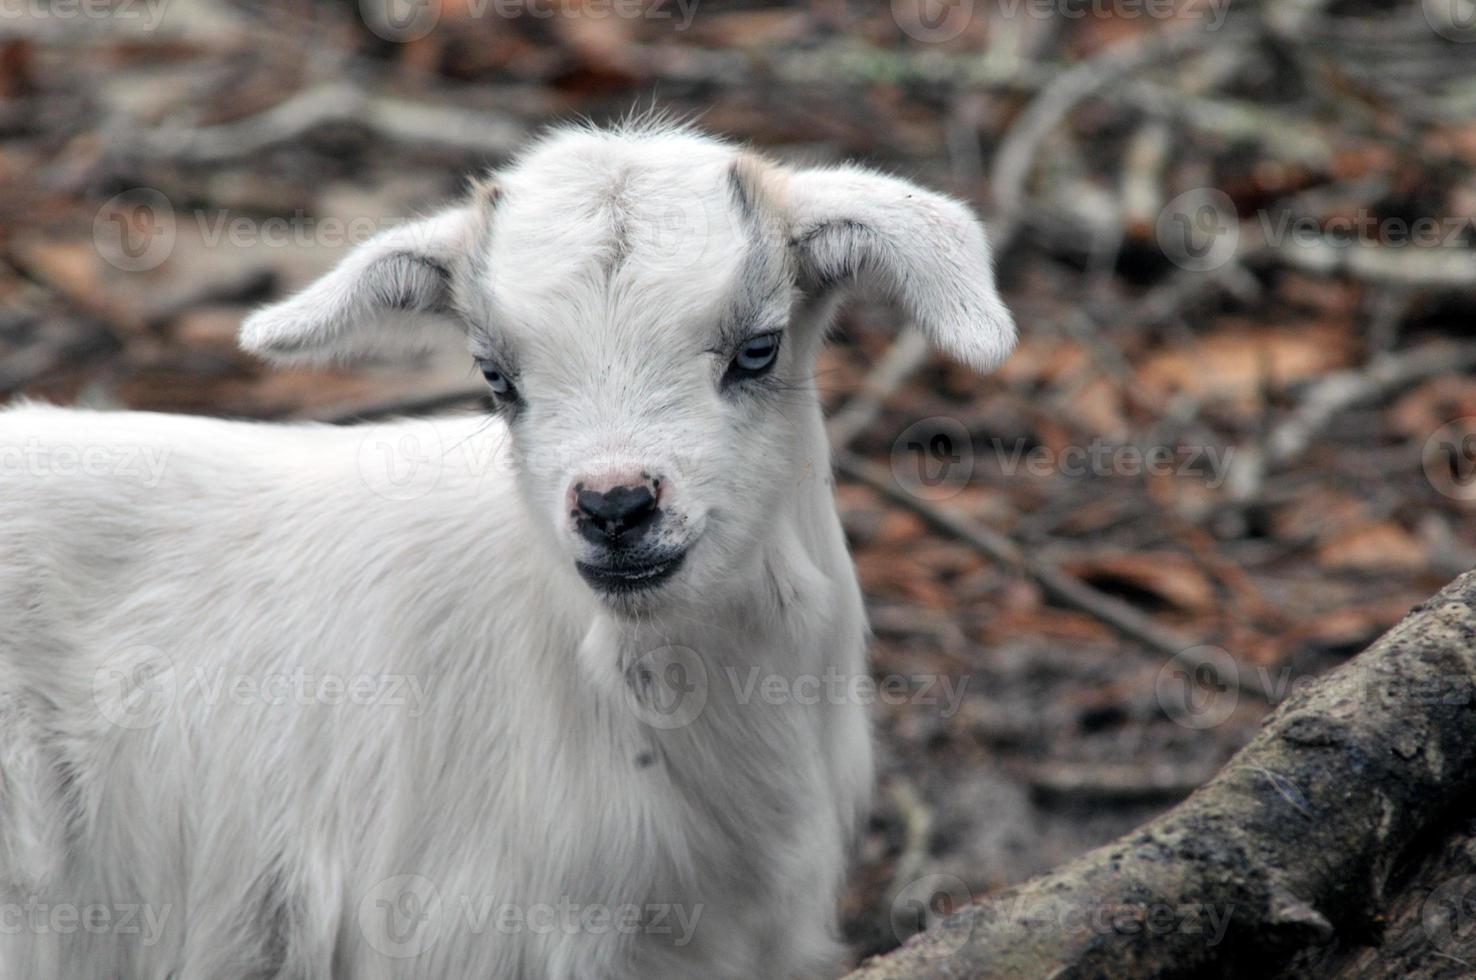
[785, 166, 1015, 372]
[239, 188, 494, 364]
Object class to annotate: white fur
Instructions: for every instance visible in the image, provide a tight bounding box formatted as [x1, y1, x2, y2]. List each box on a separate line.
[0, 122, 1012, 979]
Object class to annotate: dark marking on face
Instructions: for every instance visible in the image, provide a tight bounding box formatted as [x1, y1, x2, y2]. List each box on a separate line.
[727, 161, 758, 224]
[720, 180, 796, 348]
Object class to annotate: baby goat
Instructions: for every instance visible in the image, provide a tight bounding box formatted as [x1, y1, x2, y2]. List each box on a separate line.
[0, 122, 1013, 979]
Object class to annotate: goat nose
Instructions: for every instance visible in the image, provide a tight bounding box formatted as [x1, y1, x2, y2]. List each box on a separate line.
[574, 481, 658, 543]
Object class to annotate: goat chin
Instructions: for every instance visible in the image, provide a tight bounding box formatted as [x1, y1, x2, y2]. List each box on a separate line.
[0, 402, 872, 980]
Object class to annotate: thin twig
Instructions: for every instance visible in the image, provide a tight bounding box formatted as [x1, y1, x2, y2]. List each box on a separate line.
[1226, 342, 1476, 503]
[834, 452, 1263, 697]
[136, 82, 528, 164]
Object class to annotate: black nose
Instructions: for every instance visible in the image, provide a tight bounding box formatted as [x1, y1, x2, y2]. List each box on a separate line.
[575, 483, 658, 544]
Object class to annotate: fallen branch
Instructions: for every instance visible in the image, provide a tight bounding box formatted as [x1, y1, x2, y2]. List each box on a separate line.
[1270, 238, 1476, 289]
[136, 82, 528, 164]
[845, 569, 1476, 979]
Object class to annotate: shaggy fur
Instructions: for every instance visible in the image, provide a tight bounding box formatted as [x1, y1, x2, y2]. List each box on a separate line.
[0, 122, 1013, 979]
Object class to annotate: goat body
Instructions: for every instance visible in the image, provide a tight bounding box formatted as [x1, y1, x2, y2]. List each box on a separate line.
[0, 122, 1012, 979]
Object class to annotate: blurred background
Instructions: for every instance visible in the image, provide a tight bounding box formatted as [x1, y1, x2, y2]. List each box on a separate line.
[2, 0, 1475, 965]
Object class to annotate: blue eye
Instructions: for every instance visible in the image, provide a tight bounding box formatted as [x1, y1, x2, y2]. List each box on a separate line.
[731, 332, 780, 376]
[478, 361, 514, 398]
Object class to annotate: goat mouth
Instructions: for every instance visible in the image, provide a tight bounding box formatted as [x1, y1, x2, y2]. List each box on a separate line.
[576, 552, 687, 594]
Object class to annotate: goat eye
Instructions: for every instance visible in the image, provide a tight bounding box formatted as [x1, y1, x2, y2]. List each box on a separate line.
[730, 333, 781, 377]
[478, 360, 515, 398]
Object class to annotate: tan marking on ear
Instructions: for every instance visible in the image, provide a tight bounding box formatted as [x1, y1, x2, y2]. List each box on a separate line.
[730, 151, 792, 241]
[465, 175, 501, 250]
[468, 174, 501, 208]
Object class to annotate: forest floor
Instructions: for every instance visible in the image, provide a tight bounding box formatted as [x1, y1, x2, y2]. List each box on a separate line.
[3, 0, 1475, 966]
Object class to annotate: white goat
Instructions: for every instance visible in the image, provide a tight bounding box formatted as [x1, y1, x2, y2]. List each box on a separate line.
[0, 121, 1013, 980]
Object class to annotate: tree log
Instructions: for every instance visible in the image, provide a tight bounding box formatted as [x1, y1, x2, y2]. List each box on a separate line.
[846, 570, 1476, 979]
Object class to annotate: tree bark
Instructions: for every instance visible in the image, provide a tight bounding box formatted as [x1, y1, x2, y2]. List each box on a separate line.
[845, 570, 1476, 979]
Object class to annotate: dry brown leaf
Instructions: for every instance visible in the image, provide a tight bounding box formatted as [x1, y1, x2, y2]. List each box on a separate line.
[1389, 376, 1476, 439]
[1061, 552, 1217, 614]
[1136, 321, 1356, 404]
[1316, 522, 1428, 572]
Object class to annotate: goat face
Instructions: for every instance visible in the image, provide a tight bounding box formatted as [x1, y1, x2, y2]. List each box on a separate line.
[239, 123, 1014, 613]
